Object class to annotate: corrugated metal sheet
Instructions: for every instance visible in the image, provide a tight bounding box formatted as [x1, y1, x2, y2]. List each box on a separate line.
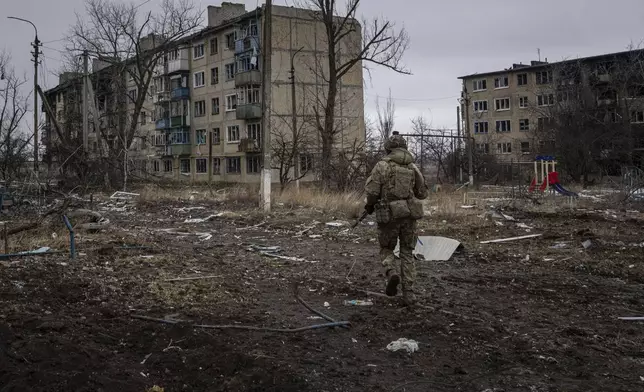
[394, 236, 461, 261]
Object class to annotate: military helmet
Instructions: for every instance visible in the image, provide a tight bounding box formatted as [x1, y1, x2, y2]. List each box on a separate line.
[384, 131, 407, 151]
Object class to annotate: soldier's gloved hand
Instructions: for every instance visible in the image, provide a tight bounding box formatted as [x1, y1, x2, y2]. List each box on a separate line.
[364, 204, 375, 214]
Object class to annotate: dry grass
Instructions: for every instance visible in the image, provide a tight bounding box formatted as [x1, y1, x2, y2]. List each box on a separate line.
[275, 187, 363, 218]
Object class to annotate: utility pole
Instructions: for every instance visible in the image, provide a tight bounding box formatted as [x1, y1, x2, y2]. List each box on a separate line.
[208, 129, 213, 186]
[82, 50, 89, 152]
[260, 0, 273, 212]
[290, 46, 303, 192]
[457, 106, 463, 183]
[8, 17, 41, 173]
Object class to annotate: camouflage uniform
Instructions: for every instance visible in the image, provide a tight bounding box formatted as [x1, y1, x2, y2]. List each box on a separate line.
[364, 133, 428, 305]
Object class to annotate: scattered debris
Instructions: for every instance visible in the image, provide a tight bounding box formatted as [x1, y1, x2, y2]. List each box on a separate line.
[386, 338, 419, 353]
[460, 205, 475, 209]
[323, 302, 330, 308]
[110, 191, 139, 200]
[618, 317, 644, 321]
[164, 275, 223, 282]
[480, 234, 542, 244]
[183, 214, 221, 224]
[247, 243, 318, 263]
[551, 242, 568, 249]
[582, 240, 593, 249]
[343, 300, 373, 306]
[325, 221, 349, 227]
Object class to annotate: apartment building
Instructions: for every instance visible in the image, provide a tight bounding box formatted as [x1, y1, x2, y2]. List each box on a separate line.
[458, 49, 644, 165]
[43, 2, 365, 183]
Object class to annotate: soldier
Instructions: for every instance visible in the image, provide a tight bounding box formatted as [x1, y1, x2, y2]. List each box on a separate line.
[364, 131, 428, 305]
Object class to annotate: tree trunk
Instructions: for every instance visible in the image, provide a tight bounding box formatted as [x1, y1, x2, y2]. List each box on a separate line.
[320, 73, 338, 190]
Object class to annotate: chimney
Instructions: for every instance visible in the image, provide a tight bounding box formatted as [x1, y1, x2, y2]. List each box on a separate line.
[207, 2, 246, 27]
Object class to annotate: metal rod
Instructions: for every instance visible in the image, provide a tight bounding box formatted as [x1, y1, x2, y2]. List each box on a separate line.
[62, 215, 75, 259]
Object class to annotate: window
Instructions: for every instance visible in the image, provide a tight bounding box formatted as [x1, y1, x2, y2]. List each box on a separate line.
[497, 142, 512, 154]
[537, 94, 554, 107]
[211, 67, 219, 85]
[247, 123, 261, 143]
[225, 63, 236, 80]
[196, 129, 206, 144]
[153, 160, 160, 172]
[246, 155, 261, 173]
[212, 127, 221, 144]
[473, 100, 488, 112]
[494, 75, 509, 88]
[517, 73, 528, 86]
[241, 85, 261, 104]
[212, 97, 220, 115]
[225, 32, 237, 49]
[163, 160, 172, 172]
[227, 125, 240, 142]
[472, 79, 487, 91]
[495, 98, 510, 111]
[536, 70, 552, 85]
[140, 111, 146, 125]
[129, 89, 138, 102]
[226, 94, 237, 111]
[196, 158, 207, 173]
[300, 153, 313, 172]
[474, 121, 488, 134]
[210, 38, 218, 55]
[194, 100, 206, 117]
[212, 158, 221, 175]
[519, 96, 529, 108]
[537, 117, 553, 131]
[496, 120, 511, 133]
[631, 111, 644, 123]
[226, 156, 241, 173]
[476, 143, 490, 154]
[520, 141, 531, 154]
[519, 119, 530, 131]
[193, 43, 204, 59]
[169, 130, 190, 144]
[180, 159, 191, 174]
[194, 71, 205, 88]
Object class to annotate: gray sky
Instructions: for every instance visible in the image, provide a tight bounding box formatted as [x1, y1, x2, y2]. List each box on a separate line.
[2, 0, 644, 135]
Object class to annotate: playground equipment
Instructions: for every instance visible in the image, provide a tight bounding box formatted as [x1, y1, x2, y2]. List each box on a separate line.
[528, 155, 578, 197]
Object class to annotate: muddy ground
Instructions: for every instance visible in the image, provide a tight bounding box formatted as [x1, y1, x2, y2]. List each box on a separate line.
[1, 194, 644, 392]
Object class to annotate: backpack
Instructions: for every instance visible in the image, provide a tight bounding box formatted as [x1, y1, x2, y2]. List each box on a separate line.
[374, 160, 424, 223]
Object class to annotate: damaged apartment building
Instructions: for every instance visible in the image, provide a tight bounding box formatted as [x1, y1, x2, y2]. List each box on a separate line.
[43, 3, 365, 183]
[458, 49, 644, 175]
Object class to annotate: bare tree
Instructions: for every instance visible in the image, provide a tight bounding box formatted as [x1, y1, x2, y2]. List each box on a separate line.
[299, 0, 410, 189]
[375, 88, 395, 142]
[271, 114, 316, 190]
[65, 0, 202, 188]
[0, 52, 31, 185]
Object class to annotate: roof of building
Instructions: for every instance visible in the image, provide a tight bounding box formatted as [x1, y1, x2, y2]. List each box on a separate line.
[457, 48, 644, 80]
[44, 6, 264, 96]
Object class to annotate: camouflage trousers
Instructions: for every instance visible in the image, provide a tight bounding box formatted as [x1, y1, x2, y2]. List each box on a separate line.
[378, 219, 417, 294]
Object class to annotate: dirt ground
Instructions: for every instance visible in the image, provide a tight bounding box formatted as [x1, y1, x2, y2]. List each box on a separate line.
[1, 191, 644, 392]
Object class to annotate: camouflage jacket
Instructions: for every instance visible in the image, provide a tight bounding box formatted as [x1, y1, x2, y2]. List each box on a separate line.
[364, 148, 428, 206]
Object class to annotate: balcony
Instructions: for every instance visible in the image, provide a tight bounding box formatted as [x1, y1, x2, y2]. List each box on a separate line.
[235, 36, 259, 54]
[236, 103, 262, 120]
[153, 91, 170, 104]
[170, 115, 190, 128]
[155, 119, 169, 130]
[171, 87, 190, 100]
[167, 58, 189, 74]
[166, 144, 192, 156]
[235, 70, 262, 86]
[238, 138, 261, 153]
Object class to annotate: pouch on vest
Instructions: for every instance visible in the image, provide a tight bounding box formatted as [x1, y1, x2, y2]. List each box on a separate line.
[387, 164, 415, 200]
[407, 198, 424, 220]
[375, 200, 391, 224]
[389, 199, 411, 220]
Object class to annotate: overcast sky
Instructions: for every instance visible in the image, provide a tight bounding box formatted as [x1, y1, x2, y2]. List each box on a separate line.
[2, 0, 644, 135]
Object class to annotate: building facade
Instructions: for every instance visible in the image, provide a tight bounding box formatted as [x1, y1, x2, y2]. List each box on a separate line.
[44, 3, 365, 184]
[458, 49, 644, 169]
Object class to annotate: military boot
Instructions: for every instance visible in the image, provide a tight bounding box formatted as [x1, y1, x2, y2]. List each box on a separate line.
[385, 269, 401, 297]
